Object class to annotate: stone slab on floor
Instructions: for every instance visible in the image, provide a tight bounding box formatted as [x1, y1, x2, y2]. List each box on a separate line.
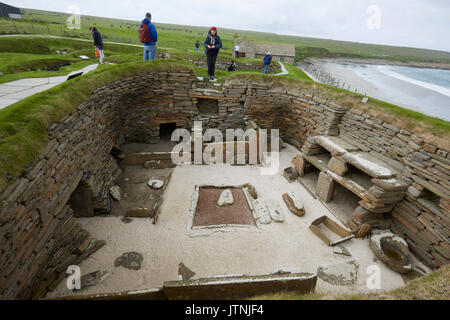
[317, 260, 359, 286]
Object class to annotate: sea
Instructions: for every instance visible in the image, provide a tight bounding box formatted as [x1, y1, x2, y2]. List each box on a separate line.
[350, 64, 450, 121]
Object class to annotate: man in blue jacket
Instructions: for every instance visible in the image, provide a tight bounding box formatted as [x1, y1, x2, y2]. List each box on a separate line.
[203, 27, 222, 81]
[141, 12, 158, 61]
[90, 27, 104, 64]
[263, 52, 272, 74]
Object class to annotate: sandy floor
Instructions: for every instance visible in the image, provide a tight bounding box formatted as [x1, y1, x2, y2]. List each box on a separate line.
[47, 144, 429, 298]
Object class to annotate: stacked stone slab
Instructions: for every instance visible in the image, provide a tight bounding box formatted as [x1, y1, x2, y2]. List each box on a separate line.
[299, 135, 410, 233]
[337, 108, 449, 268]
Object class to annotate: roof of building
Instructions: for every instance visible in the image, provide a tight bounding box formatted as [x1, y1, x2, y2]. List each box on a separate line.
[238, 36, 295, 57]
[0, 2, 22, 18]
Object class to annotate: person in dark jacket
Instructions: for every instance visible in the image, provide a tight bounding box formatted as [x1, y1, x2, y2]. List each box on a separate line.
[141, 12, 158, 61]
[227, 60, 236, 72]
[203, 27, 222, 81]
[263, 52, 272, 74]
[90, 27, 104, 64]
[195, 40, 200, 53]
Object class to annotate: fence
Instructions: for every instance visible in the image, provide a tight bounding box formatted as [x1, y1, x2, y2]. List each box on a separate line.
[299, 59, 367, 96]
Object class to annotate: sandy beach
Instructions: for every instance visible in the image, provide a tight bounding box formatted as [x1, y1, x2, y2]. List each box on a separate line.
[301, 59, 450, 121]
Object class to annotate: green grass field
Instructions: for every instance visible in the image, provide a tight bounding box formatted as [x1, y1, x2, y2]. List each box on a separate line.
[1, 7, 449, 65]
[0, 7, 449, 203]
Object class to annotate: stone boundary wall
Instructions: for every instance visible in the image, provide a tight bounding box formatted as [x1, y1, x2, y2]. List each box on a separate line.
[0, 70, 448, 299]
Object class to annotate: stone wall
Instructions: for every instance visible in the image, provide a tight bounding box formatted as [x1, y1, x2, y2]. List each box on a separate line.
[339, 109, 450, 269]
[0, 69, 448, 299]
[214, 78, 449, 269]
[0, 89, 121, 299]
[0, 70, 199, 299]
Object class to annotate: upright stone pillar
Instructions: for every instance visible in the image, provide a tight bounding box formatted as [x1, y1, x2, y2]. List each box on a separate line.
[316, 172, 335, 203]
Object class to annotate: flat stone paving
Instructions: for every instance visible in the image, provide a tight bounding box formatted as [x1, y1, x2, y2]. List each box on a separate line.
[47, 145, 429, 298]
[0, 64, 99, 110]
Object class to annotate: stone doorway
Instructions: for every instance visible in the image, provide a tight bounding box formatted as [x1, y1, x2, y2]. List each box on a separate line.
[68, 180, 94, 217]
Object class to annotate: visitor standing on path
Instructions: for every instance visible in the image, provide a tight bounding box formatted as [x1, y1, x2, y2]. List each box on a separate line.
[263, 52, 272, 74]
[204, 27, 222, 81]
[195, 40, 200, 52]
[90, 27, 104, 64]
[139, 12, 158, 61]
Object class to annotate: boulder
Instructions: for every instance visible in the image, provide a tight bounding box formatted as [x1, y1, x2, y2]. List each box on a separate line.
[266, 199, 284, 222]
[316, 172, 335, 203]
[148, 179, 164, 190]
[282, 192, 305, 217]
[292, 155, 306, 177]
[369, 231, 412, 274]
[283, 167, 299, 183]
[178, 262, 196, 281]
[245, 184, 258, 199]
[74, 270, 110, 291]
[327, 157, 348, 176]
[333, 245, 351, 257]
[356, 223, 372, 238]
[109, 185, 121, 201]
[218, 189, 234, 207]
[114, 252, 143, 270]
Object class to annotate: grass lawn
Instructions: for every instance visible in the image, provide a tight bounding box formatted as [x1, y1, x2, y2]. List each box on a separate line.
[0, 36, 142, 83]
[1, 7, 450, 65]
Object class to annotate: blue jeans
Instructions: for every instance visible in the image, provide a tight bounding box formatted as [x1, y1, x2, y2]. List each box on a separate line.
[143, 44, 156, 61]
[97, 49, 104, 63]
[264, 64, 269, 74]
[195, 47, 199, 52]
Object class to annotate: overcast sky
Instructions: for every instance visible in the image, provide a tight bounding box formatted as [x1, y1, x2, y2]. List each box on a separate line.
[8, 0, 450, 52]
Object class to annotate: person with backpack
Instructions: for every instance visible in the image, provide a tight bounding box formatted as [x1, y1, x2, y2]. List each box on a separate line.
[203, 27, 222, 81]
[139, 12, 158, 61]
[90, 27, 104, 64]
[263, 52, 272, 74]
[195, 40, 200, 53]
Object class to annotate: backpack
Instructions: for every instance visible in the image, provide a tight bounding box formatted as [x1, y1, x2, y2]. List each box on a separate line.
[139, 23, 152, 43]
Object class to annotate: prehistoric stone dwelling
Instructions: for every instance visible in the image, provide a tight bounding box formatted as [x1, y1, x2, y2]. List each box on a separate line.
[0, 63, 448, 299]
[234, 36, 295, 64]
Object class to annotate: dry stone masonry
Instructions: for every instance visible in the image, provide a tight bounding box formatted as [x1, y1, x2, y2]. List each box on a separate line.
[0, 67, 448, 299]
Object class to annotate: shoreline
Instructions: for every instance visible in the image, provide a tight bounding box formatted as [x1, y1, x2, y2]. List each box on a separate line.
[299, 59, 450, 121]
[304, 57, 450, 71]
